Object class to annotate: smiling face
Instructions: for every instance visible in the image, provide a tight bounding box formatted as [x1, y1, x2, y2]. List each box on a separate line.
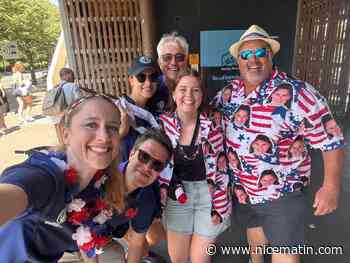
[63, 98, 121, 173]
[271, 87, 291, 106]
[325, 119, 342, 137]
[222, 88, 232, 103]
[238, 40, 273, 89]
[289, 140, 304, 158]
[173, 75, 203, 114]
[228, 151, 240, 168]
[158, 42, 187, 82]
[126, 139, 169, 189]
[260, 174, 277, 187]
[217, 154, 227, 171]
[234, 109, 249, 127]
[129, 68, 158, 101]
[252, 138, 271, 155]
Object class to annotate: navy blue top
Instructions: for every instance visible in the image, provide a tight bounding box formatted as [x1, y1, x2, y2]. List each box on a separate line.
[146, 75, 170, 117]
[110, 162, 161, 237]
[0, 154, 161, 262]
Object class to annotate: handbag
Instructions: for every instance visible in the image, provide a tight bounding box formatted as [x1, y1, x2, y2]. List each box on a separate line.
[42, 84, 67, 116]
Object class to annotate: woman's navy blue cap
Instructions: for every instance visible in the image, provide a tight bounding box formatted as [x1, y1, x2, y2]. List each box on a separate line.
[128, 56, 160, 76]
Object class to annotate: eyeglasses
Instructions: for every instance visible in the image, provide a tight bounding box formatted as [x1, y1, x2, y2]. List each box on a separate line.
[135, 73, 159, 83]
[239, 48, 270, 60]
[160, 53, 186, 63]
[137, 149, 166, 172]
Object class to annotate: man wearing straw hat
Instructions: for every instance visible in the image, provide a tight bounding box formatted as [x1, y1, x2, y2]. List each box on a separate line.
[212, 25, 344, 263]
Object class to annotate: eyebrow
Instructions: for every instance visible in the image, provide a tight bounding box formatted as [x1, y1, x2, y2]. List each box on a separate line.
[84, 117, 120, 125]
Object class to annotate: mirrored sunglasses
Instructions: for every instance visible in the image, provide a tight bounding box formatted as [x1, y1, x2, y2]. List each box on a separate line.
[135, 73, 159, 83]
[239, 48, 269, 60]
[137, 149, 166, 172]
[161, 53, 186, 63]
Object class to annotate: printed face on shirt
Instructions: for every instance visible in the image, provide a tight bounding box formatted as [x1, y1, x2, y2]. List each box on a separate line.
[289, 140, 305, 158]
[234, 187, 248, 204]
[228, 150, 240, 169]
[203, 141, 213, 156]
[234, 109, 249, 127]
[213, 111, 222, 127]
[127, 139, 169, 188]
[173, 75, 203, 114]
[270, 87, 292, 107]
[251, 137, 272, 155]
[158, 42, 187, 82]
[217, 154, 227, 172]
[238, 40, 273, 88]
[63, 98, 121, 172]
[222, 88, 232, 104]
[129, 68, 158, 101]
[324, 119, 342, 138]
[259, 173, 277, 187]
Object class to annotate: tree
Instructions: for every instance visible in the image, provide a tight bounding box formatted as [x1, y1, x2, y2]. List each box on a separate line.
[0, 0, 61, 82]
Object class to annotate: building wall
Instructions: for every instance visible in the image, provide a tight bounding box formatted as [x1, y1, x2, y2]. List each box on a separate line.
[154, 0, 298, 74]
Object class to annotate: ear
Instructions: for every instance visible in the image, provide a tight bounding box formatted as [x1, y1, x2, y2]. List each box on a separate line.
[128, 76, 134, 86]
[61, 126, 70, 145]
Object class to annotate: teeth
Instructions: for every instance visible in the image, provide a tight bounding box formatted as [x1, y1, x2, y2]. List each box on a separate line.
[89, 146, 109, 153]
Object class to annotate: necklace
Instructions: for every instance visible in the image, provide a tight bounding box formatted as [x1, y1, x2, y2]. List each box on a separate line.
[178, 144, 201, 160]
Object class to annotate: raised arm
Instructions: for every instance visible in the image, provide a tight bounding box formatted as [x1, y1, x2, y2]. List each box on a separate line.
[313, 148, 344, 216]
[0, 184, 28, 225]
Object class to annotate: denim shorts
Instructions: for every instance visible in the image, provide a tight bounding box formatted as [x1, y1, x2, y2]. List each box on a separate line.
[163, 180, 230, 240]
[234, 191, 307, 246]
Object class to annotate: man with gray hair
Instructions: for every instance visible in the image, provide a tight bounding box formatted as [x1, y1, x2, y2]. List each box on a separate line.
[212, 25, 344, 263]
[147, 32, 189, 115]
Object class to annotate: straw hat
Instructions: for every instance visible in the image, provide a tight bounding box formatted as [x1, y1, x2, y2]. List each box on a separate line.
[229, 25, 280, 59]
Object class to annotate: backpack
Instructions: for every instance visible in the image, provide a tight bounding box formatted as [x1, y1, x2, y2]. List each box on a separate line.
[42, 83, 67, 116]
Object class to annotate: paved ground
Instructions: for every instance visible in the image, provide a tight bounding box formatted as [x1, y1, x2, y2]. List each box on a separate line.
[1, 83, 349, 262]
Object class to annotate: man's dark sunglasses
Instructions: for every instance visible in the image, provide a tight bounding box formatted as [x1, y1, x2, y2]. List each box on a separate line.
[135, 73, 159, 83]
[239, 48, 270, 60]
[161, 53, 186, 63]
[137, 149, 166, 172]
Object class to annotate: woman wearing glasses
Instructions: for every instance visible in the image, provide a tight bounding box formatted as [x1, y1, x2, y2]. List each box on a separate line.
[159, 69, 231, 263]
[0, 95, 128, 262]
[115, 56, 161, 162]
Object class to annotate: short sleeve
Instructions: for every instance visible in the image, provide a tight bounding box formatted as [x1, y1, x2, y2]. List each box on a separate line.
[0, 165, 56, 211]
[130, 185, 160, 233]
[300, 83, 345, 151]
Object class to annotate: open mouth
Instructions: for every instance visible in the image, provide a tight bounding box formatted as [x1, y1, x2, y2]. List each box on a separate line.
[88, 146, 112, 154]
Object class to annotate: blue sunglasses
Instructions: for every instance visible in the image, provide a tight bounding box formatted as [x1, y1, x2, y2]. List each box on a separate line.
[239, 48, 270, 60]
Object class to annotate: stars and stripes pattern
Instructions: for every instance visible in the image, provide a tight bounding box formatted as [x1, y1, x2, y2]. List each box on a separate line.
[213, 71, 344, 204]
[159, 112, 230, 220]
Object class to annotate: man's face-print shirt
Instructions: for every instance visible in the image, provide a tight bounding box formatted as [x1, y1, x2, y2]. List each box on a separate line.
[212, 71, 345, 205]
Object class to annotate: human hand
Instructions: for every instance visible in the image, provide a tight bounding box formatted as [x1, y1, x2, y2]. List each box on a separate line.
[118, 106, 129, 138]
[160, 187, 168, 207]
[313, 185, 339, 216]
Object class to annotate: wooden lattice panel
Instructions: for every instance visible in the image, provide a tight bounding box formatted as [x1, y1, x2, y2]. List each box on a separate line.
[293, 0, 350, 118]
[62, 0, 143, 97]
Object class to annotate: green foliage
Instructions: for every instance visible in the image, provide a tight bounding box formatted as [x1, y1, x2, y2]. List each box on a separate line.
[0, 0, 61, 69]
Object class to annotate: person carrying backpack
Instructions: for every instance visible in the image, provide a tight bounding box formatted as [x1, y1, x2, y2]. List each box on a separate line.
[49, 67, 82, 143]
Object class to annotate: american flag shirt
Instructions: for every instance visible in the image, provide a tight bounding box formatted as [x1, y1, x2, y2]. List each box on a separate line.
[159, 112, 231, 220]
[212, 71, 345, 204]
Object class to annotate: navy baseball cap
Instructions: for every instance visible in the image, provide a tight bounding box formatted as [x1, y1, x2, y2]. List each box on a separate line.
[128, 56, 160, 76]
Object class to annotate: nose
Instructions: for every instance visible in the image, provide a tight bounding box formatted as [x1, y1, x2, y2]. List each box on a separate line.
[96, 126, 109, 141]
[143, 76, 151, 87]
[170, 55, 177, 64]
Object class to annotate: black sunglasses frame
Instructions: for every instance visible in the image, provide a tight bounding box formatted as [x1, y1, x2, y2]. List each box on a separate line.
[161, 53, 186, 63]
[134, 73, 159, 83]
[137, 149, 166, 172]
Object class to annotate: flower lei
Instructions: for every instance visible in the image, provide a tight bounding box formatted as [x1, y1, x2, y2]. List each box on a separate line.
[64, 167, 111, 258]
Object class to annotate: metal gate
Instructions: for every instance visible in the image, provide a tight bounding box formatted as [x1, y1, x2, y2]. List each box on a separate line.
[293, 0, 350, 119]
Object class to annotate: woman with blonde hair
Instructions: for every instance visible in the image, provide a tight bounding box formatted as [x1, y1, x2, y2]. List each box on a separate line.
[13, 62, 33, 123]
[0, 95, 127, 262]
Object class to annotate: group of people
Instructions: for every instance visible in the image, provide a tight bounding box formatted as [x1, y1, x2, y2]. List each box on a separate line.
[0, 24, 345, 263]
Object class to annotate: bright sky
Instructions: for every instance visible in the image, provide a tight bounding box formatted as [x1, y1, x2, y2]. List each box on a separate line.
[49, 0, 58, 6]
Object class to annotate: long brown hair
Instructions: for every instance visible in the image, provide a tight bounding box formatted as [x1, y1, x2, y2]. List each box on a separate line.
[60, 95, 126, 212]
[167, 69, 209, 114]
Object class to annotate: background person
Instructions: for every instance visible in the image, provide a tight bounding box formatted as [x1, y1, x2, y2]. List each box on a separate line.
[12, 62, 34, 123]
[0, 82, 9, 136]
[52, 67, 82, 144]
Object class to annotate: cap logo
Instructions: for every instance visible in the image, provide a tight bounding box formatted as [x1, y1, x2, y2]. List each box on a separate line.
[139, 56, 152, 64]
